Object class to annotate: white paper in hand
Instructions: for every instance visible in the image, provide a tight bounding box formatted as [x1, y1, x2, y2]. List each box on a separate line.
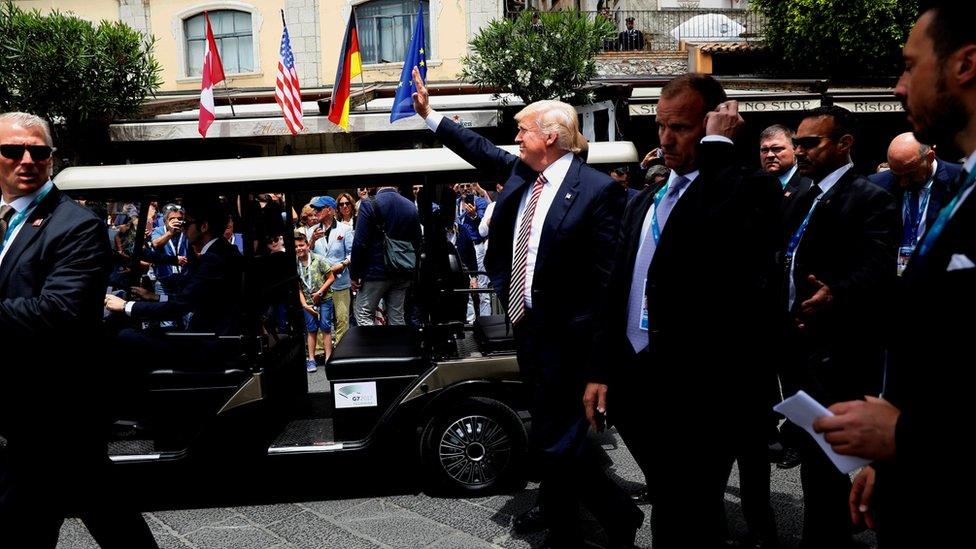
[773, 391, 871, 474]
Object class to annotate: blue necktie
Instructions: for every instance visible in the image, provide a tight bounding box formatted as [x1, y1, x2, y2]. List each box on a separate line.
[626, 176, 689, 352]
[918, 169, 974, 256]
[903, 190, 920, 246]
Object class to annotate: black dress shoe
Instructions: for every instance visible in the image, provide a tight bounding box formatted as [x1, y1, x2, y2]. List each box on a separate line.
[775, 447, 801, 469]
[629, 487, 652, 505]
[511, 506, 547, 534]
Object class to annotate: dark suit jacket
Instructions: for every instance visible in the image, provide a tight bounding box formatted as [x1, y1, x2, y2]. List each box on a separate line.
[350, 188, 422, 282]
[874, 181, 974, 545]
[785, 168, 899, 404]
[434, 117, 624, 448]
[130, 237, 242, 336]
[602, 141, 783, 415]
[868, 157, 962, 237]
[0, 186, 111, 442]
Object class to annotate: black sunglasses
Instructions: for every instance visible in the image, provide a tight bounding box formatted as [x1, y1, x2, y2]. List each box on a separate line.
[0, 144, 56, 161]
[338, 202, 352, 207]
[791, 136, 832, 150]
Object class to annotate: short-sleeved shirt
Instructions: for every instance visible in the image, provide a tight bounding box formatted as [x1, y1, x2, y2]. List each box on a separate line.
[297, 253, 333, 302]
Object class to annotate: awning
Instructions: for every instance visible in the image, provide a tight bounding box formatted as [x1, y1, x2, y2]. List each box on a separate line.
[629, 88, 822, 117]
[108, 93, 523, 142]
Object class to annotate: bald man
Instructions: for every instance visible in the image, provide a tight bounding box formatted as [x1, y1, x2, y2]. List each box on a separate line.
[869, 132, 962, 275]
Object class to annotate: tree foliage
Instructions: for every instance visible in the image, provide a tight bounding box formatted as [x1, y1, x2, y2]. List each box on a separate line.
[751, 0, 918, 79]
[460, 10, 614, 104]
[0, 1, 162, 161]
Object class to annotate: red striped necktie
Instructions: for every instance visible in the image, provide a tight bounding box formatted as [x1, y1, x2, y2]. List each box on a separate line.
[508, 173, 547, 324]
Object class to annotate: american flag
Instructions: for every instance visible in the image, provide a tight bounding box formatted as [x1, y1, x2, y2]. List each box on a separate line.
[275, 18, 304, 135]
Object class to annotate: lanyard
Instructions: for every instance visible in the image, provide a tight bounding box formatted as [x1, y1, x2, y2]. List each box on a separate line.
[298, 255, 314, 290]
[903, 181, 932, 245]
[649, 183, 670, 244]
[919, 168, 976, 256]
[168, 233, 184, 273]
[786, 194, 824, 260]
[0, 183, 53, 252]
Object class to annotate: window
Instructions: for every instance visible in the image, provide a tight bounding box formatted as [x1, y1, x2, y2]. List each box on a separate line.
[355, 0, 431, 65]
[184, 10, 254, 76]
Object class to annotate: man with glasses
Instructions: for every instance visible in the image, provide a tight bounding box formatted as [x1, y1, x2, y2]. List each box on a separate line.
[782, 105, 898, 549]
[868, 132, 961, 275]
[0, 112, 158, 547]
[147, 204, 189, 325]
[309, 195, 353, 343]
[105, 198, 242, 338]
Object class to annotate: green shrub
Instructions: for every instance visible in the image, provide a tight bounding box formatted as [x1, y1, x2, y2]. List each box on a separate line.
[460, 10, 614, 104]
[751, 0, 918, 79]
[0, 1, 162, 161]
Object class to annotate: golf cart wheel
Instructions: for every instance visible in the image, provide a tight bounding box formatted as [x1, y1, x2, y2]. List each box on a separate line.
[421, 396, 527, 495]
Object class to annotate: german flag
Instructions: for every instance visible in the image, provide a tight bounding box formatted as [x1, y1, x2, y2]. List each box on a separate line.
[328, 11, 362, 131]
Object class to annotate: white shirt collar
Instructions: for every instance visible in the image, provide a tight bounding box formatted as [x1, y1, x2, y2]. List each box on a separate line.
[1, 179, 53, 211]
[200, 237, 219, 255]
[666, 169, 698, 198]
[817, 163, 852, 195]
[778, 164, 799, 187]
[540, 152, 574, 184]
[963, 153, 976, 175]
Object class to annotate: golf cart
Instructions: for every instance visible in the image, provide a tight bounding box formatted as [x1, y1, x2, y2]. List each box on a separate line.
[54, 140, 638, 495]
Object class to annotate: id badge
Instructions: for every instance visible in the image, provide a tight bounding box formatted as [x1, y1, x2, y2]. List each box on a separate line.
[897, 246, 914, 277]
[639, 278, 649, 331]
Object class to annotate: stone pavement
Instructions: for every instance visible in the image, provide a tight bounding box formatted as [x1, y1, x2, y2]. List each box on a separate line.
[55, 428, 878, 549]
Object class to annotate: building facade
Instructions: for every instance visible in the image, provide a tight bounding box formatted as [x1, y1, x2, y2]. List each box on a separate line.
[15, 0, 502, 93]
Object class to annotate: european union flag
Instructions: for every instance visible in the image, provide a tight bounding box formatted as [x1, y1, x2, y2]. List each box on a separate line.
[390, 1, 427, 122]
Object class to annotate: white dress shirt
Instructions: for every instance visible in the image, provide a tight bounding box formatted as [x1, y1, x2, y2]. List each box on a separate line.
[0, 179, 54, 267]
[426, 110, 572, 309]
[788, 162, 852, 309]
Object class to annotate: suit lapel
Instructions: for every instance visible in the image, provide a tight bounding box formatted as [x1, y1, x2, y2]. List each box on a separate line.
[0, 187, 61, 293]
[535, 157, 584, 277]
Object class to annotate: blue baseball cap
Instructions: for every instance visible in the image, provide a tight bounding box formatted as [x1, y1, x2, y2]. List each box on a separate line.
[310, 196, 337, 209]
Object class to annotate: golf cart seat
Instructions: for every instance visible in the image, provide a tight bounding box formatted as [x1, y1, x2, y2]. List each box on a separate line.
[472, 314, 515, 354]
[327, 325, 426, 380]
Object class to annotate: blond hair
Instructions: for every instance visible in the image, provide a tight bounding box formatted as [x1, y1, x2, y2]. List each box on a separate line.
[514, 100, 587, 154]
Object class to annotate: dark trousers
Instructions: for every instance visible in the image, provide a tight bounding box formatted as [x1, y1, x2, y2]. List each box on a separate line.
[0, 436, 158, 549]
[724, 425, 778, 545]
[515, 312, 642, 547]
[797, 434, 855, 549]
[613, 362, 731, 549]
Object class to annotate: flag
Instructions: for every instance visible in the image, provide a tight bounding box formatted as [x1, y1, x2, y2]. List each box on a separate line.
[391, 1, 428, 123]
[275, 15, 304, 134]
[199, 11, 225, 138]
[328, 10, 362, 131]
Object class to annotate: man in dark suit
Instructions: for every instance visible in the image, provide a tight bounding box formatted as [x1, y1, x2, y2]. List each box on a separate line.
[593, 74, 783, 548]
[0, 112, 157, 547]
[105, 199, 242, 338]
[760, 124, 813, 198]
[784, 106, 898, 549]
[868, 132, 961, 275]
[618, 17, 646, 51]
[411, 67, 642, 548]
[814, 3, 976, 546]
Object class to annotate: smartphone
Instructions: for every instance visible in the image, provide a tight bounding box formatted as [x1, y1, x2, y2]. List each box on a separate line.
[464, 194, 475, 205]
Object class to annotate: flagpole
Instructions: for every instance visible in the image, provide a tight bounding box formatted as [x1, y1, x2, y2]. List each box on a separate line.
[222, 81, 236, 117]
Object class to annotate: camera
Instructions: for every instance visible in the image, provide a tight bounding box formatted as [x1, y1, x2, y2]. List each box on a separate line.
[464, 194, 475, 205]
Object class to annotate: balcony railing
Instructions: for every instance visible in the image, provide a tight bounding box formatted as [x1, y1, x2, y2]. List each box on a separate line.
[504, 9, 766, 53]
